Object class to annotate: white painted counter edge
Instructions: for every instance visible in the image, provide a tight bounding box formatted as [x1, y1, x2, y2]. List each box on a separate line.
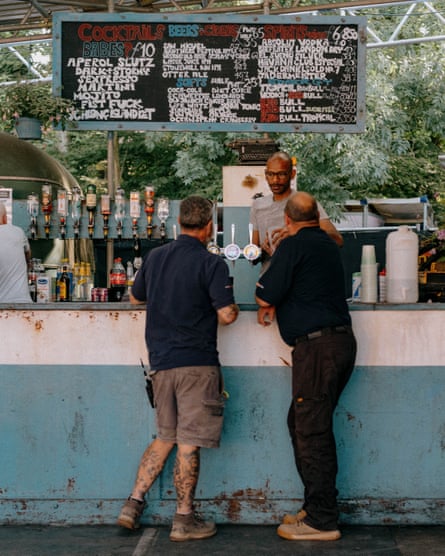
[1, 305, 444, 366]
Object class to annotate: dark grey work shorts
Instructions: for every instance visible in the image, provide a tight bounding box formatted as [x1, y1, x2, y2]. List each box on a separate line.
[151, 365, 225, 448]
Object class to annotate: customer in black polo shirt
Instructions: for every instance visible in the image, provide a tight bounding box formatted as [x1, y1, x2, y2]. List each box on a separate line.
[118, 196, 239, 541]
[256, 191, 356, 542]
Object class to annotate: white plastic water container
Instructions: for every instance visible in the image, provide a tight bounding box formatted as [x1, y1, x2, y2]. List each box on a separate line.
[386, 226, 419, 303]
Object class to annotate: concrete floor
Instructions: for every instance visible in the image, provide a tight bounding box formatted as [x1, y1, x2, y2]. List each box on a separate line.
[1, 525, 445, 556]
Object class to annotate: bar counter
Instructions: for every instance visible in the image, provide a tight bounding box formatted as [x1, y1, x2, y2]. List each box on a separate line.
[1, 302, 445, 525]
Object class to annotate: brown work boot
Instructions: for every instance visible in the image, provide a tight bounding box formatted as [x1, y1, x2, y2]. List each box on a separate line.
[117, 497, 146, 530]
[170, 512, 217, 542]
[282, 508, 307, 524]
[277, 520, 341, 541]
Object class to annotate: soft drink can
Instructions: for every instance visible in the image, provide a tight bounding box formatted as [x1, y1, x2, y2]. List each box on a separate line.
[99, 288, 108, 302]
[91, 288, 100, 302]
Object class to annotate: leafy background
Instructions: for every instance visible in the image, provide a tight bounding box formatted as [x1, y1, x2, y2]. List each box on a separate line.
[0, 16, 444, 223]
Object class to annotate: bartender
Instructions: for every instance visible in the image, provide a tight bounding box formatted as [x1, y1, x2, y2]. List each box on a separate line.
[0, 203, 32, 303]
[250, 151, 343, 271]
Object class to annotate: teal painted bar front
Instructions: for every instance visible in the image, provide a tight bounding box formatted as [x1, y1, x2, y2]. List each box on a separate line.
[1, 305, 445, 525]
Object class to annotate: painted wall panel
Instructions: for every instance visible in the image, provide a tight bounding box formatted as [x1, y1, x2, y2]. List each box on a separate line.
[1, 308, 445, 525]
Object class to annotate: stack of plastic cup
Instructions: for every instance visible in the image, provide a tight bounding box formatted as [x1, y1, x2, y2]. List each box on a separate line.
[360, 245, 378, 303]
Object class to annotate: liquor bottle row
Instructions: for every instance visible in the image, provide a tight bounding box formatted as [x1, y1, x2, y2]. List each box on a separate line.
[28, 258, 94, 303]
[28, 238, 143, 303]
[26, 184, 172, 241]
[28, 258, 140, 303]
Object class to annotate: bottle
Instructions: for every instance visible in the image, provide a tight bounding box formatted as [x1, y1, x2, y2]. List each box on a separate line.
[126, 261, 134, 294]
[73, 263, 83, 301]
[86, 184, 97, 213]
[58, 264, 71, 302]
[110, 257, 126, 301]
[68, 262, 74, 300]
[378, 269, 387, 303]
[36, 261, 50, 303]
[55, 263, 62, 301]
[133, 237, 142, 272]
[76, 262, 88, 301]
[84, 262, 94, 301]
[28, 258, 37, 302]
[386, 226, 419, 303]
[86, 184, 97, 237]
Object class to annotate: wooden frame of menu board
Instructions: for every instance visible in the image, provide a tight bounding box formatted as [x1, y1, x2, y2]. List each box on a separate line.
[53, 12, 367, 133]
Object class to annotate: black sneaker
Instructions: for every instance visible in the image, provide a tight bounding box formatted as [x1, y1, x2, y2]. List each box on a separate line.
[170, 512, 217, 542]
[117, 497, 146, 530]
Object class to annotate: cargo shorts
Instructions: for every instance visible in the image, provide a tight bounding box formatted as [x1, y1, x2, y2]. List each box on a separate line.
[151, 365, 225, 448]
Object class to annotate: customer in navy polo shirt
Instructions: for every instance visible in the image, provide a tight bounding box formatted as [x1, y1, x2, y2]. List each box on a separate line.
[256, 191, 356, 542]
[118, 196, 239, 542]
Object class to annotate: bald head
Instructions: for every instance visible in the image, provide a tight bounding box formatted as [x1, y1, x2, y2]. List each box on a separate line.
[0, 203, 7, 224]
[267, 151, 293, 168]
[285, 192, 319, 223]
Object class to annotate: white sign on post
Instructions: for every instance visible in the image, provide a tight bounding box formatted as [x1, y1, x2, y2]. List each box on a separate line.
[0, 188, 13, 223]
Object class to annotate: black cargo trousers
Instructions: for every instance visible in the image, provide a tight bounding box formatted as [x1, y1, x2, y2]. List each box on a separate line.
[287, 326, 357, 531]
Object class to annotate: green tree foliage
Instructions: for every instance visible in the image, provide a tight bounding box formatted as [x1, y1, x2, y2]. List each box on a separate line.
[278, 44, 445, 221]
[41, 131, 108, 192]
[139, 131, 238, 200]
[0, 33, 52, 81]
[40, 130, 237, 201]
[1, 29, 444, 222]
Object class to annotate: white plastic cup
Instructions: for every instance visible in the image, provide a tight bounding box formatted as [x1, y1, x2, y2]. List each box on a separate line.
[360, 263, 378, 303]
[361, 244, 376, 265]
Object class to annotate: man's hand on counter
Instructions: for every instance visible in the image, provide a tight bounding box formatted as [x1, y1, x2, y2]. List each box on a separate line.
[217, 303, 240, 325]
[257, 305, 276, 326]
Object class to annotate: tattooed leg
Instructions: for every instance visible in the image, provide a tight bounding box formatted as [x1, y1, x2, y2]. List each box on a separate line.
[131, 438, 175, 500]
[174, 444, 200, 514]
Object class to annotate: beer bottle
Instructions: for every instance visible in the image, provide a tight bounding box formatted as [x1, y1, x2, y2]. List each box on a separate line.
[58, 264, 71, 302]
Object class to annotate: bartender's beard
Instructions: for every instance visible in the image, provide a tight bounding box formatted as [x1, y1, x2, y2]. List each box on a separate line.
[269, 182, 292, 198]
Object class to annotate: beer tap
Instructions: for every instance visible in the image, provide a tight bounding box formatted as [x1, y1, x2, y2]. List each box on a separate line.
[41, 184, 52, 239]
[86, 184, 97, 239]
[157, 197, 170, 242]
[114, 188, 126, 240]
[27, 193, 39, 240]
[71, 186, 82, 239]
[101, 194, 111, 239]
[130, 191, 141, 239]
[144, 186, 155, 240]
[57, 189, 68, 239]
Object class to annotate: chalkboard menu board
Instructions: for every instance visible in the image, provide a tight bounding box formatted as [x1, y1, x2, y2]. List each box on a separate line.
[53, 13, 366, 133]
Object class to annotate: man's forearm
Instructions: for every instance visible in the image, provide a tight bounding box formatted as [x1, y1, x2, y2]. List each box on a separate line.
[255, 295, 272, 308]
[217, 303, 239, 325]
[130, 292, 145, 305]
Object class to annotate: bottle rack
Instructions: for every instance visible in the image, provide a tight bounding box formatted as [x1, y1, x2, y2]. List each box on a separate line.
[12, 200, 262, 262]
[12, 199, 180, 241]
